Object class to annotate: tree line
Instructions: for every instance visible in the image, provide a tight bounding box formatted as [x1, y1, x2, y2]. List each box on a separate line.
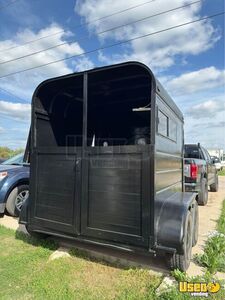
[0, 147, 24, 159]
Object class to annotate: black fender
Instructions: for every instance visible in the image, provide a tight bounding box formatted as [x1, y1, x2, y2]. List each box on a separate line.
[155, 191, 197, 254]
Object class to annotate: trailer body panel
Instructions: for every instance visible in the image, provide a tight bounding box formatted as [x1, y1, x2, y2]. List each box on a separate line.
[20, 62, 195, 260]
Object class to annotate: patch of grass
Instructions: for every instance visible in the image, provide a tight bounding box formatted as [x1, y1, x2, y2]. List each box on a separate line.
[195, 234, 225, 273]
[218, 169, 225, 176]
[15, 230, 58, 250]
[0, 225, 162, 299]
[217, 199, 225, 234]
[0, 226, 56, 299]
[157, 270, 225, 300]
[116, 269, 160, 300]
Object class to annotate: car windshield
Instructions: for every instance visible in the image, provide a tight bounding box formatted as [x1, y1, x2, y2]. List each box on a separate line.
[1, 153, 25, 165]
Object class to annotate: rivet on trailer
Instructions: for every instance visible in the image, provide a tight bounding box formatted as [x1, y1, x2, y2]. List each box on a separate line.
[20, 62, 198, 271]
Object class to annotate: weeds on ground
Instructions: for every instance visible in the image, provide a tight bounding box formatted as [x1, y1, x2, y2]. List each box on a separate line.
[218, 169, 225, 176]
[195, 233, 225, 273]
[217, 199, 225, 234]
[156, 269, 225, 300]
[194, 198, 225, 274]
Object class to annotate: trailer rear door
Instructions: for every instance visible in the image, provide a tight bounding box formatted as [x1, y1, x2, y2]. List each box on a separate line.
[81, 145, 150, 247]
[30, 63, 153, 248]
[30, 75, 83, 235]
[80, 69, 152, 247]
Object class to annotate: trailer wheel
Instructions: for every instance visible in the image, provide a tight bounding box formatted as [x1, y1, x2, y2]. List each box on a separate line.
[210, 174, 218, 192]
[192, 203, 199, 247]
[197, 178, 208, 206]
[25, 225, 48, 239]
[166, 211, 193, 271]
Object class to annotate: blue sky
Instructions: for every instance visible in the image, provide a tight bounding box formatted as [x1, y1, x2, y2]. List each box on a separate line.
[0, 0, 224, 150]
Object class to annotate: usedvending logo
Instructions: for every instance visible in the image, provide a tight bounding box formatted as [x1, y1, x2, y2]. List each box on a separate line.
[179, 281, 221, 297]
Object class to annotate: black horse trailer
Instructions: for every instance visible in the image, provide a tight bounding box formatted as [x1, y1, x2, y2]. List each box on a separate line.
[20, 62, 198, 271]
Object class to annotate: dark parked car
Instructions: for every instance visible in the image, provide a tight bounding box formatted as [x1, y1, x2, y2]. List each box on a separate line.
[0, 153, 29, 217]
[184, 144, 218, 206]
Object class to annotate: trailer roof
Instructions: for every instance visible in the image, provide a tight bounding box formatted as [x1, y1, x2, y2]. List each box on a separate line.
[33, 61, 184, 121]
[85, 61, 184, 121]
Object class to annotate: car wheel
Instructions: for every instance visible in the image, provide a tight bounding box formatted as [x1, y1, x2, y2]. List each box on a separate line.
[166, 211, 193, 271]
[6, 185, 29, 217]
[210, 174, 219, 192]
[197, 178, 208, 206]
[192, 202, 199, 247]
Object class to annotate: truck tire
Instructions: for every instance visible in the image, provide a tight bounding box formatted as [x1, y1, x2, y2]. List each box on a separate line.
[6, 185, 29, 217]
[166, 211, 193, 271]
[192, 203, 199, 247]
[197, 178, 208, 206]
[210, 174, 218, 192]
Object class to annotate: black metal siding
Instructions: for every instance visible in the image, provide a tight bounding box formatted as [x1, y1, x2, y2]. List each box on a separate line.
[155, 95, 183, 194]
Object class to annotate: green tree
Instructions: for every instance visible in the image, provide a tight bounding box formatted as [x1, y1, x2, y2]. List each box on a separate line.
[0, 147, 24, 159]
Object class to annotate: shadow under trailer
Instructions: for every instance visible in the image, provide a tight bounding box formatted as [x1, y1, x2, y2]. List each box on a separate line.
[20, 62, 198, 271]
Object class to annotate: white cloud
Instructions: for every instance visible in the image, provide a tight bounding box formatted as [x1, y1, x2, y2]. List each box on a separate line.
[186, 99, 225, 119]
[71, 57, 95, 72]
[0, 100, 31, 121]
[183, 93, 225, 149]
[0, 126, 5, 133]
[0, 136, 28, 149]
[164, 67, 225, 95]
[75, 0, 220, 69]
[0, 23, 95, 148]
[0, 24, 94, 100]
[206, 121, 225, 128]
[184, 117, 225, 149]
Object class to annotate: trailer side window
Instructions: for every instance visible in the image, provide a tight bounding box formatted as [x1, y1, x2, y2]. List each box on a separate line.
[158, 109, 177, 142]
[158, 110, 168, 137]
[169, 119, 177, 141]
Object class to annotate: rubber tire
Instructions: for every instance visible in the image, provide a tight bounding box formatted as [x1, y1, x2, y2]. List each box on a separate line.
[210, 174, 219, 192]
[25, 225, 48, 239]
[6, 185, 29, 217]
[166, 211, 193, 272]
[197, 178, 208, 206]
[192, 202, 199, 247]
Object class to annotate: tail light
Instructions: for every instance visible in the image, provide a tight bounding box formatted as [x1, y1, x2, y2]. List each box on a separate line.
[190, 163, 198, 179]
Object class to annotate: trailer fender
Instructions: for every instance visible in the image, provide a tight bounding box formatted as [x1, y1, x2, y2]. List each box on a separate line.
[155, 192, 197, 254]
